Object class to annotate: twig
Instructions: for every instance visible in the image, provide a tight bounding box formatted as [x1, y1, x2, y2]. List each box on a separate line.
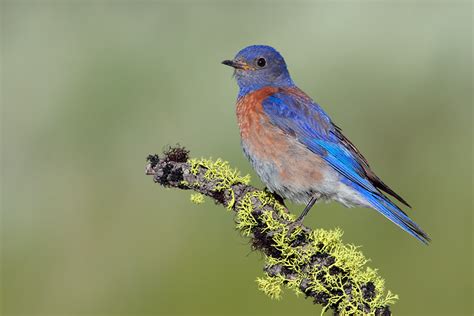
[145, 145, 397, 316]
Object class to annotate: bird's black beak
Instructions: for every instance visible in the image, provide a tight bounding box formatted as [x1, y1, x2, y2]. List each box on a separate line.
[222, 60, 236, 67]
[221, 59, 251, 70]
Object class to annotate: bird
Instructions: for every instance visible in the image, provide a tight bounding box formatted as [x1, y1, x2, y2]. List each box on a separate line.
[222, 45, 430, 244]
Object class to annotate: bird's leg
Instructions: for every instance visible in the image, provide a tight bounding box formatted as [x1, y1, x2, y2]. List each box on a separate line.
[287, 196, 318, 234]
[295, 196, 318, 223]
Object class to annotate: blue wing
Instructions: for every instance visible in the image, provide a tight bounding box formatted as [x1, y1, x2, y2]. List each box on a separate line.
[262, 89, 430, 244]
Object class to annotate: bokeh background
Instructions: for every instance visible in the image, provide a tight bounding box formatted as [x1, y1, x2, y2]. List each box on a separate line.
[1, 1, 472, 315]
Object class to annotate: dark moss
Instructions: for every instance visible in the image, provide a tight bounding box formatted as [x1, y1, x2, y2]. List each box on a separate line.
[332, 288, 344, 297]
[163, 145, 189, 163]
[362, 281, 376, 301]
[211, 190, 226, 205]
[251, 222, 282, 258]
[156, 163, 173, 185]
[299, 278, 317, 297]
[266, 264, 283, 277]
[329, 265, 344, 276]
[311, 252, 335, 268]
[280, 265, 297, 279]
[375, 306, 391, 316]
[169, 168, 183, 183]
[343, 283, 353, 295]
[290, 232, 308, 247]
[146, 154, 160, 168]
[313, 291, 330, 305]
[359, 302, 371, 314]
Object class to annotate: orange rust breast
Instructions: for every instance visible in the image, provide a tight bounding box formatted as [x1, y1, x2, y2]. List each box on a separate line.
[236, 86, 279, 140]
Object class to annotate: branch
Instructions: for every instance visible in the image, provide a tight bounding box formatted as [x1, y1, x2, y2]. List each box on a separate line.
[145, 146, 397, 316]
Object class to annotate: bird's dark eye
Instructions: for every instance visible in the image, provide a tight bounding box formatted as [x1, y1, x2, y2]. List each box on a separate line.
[256, 57, 266, 68]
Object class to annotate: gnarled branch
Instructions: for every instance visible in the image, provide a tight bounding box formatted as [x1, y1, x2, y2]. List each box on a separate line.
[145, 146, 397, 316]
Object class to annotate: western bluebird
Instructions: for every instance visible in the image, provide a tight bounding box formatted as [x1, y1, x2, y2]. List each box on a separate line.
[222, 45, 430, 244]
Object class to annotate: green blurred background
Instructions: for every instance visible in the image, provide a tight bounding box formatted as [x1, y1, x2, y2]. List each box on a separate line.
[1, 1, 472, 315]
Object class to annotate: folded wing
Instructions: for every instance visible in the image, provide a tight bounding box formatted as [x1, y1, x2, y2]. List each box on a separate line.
[261, 88, 429, 243]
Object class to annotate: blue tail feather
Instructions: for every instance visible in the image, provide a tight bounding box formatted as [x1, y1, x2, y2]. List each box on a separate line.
[364, 191, 430, 244]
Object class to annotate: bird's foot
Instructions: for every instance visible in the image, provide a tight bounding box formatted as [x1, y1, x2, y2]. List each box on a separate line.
[286, 218, 305, 237]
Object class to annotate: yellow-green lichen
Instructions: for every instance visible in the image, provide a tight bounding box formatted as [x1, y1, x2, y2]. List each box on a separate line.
[188, 158, 250, 209]
[190, 193, 205, 204]
[306, 230, 398, 314]
[235, 192, 259, 236]
[270, 225, 396, 314]
[233, 190, 397, 315]
[256, 274, 285, 300]
[235, 190, 296, 237]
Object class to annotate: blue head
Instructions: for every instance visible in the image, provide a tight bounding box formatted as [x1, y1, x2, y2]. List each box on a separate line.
[222, 45, 295, 98]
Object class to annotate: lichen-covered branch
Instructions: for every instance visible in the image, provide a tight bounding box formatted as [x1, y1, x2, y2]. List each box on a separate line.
[145, 146, 397, 316]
